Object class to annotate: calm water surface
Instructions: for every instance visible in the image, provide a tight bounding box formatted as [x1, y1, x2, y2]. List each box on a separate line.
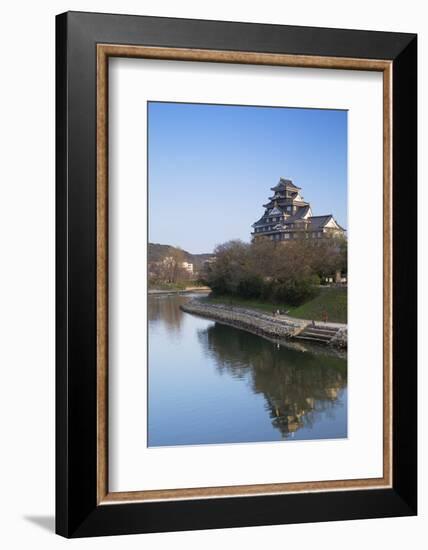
[148, 294, 347, 447]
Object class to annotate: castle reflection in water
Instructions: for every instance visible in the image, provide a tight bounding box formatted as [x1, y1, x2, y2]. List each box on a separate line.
[148, 294, 347, 444]
[197, 322, 346, 439]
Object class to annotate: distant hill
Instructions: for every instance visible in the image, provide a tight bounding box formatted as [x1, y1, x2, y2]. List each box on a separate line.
[148, 243, 214, 270]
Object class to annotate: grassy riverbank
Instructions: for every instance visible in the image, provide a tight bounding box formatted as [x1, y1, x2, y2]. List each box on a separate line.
[204, 287, 347, 324]
[148, 281, 208, 292]
[149, 281, 187, 291]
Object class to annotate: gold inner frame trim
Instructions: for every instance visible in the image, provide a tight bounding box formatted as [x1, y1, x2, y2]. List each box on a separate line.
[96, 44, 393, 505]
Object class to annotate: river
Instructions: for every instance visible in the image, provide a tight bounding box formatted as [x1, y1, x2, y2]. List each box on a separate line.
[148, 293, 347, 447]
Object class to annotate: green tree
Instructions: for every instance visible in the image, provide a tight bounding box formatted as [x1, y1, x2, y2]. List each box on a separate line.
[203, 235, 347, 306]
[202, 240, 251, 295]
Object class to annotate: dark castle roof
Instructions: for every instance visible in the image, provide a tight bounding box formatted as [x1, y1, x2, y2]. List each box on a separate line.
[287, 205, 311, 221]
[270, 178, 301, 192]
[307, 215, 333, 229]
[309, 215, 346, 231]
[252, 177, 346, 234]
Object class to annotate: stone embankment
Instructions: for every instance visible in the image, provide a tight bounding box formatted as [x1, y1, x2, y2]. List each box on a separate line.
[181, 301, 305, 339]
[328, 327, 347, 350]
[180, 300, 347, 350]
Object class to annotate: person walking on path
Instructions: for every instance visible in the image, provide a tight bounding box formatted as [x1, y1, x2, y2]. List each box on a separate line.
[322, 309, 328, 323]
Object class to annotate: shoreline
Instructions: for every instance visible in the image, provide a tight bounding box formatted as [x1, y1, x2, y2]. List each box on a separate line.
[148, 286, 211, 296]
[180, 299, 347, 351]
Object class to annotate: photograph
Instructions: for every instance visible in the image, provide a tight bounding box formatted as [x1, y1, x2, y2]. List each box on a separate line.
[0, 1, 420, 545]
[46, 2, 419, 540]
[147, 101, 348, 447]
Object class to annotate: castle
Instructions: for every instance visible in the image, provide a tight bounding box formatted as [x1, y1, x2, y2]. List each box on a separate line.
[251, 177, 345, 242]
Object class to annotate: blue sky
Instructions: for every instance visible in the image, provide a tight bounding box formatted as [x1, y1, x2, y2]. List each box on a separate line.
[148, 102, 347, 254]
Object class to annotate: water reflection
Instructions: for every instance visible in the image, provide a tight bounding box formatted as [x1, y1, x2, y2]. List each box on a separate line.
[148, 295, 347, 446]
[198, 323, 347, 439]
[148, 294, 189, 333]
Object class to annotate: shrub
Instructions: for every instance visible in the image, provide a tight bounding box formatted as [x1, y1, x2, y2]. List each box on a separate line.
[260, 279, 274, 301]
[237, 275, 264, 298]
[273, 276, 319, 306]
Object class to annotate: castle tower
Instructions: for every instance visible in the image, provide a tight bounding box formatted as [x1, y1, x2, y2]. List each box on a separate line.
[251, 177, 345, 242]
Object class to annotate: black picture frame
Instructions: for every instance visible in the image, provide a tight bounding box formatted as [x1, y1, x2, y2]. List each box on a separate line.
[56, 11, 417, 538]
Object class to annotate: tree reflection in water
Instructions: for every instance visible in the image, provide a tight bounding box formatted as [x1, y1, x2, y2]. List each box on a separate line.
[197, 323, 347, 439]
[148, 294, 187, 333]
[148, 295, 347, 444]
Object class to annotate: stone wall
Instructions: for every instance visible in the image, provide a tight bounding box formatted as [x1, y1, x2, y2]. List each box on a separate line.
[180, 300, 306, 340]
[329, 327, 348, 349]
[181, 300, 348, 350]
